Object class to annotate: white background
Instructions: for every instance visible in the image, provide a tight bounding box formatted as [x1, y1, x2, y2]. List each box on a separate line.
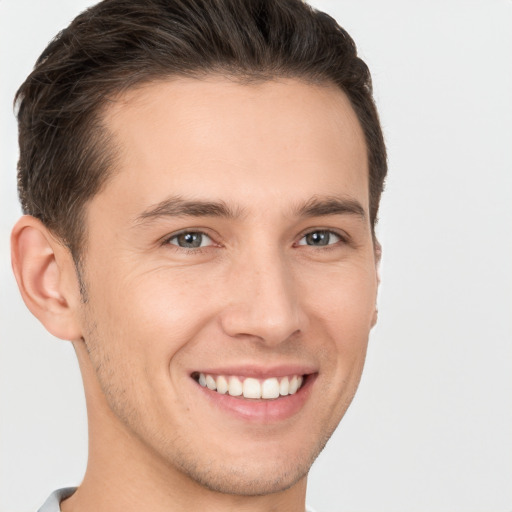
[1, 1, 511, 511]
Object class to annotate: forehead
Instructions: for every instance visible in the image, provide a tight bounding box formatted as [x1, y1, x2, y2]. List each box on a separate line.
[96, 77, 369, 217]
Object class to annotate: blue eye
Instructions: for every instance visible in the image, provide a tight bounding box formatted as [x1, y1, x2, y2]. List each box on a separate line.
[298, 230, 341, 247]
[168, 232, 213, 249]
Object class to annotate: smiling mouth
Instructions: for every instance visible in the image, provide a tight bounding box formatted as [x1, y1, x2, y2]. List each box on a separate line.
[192, 372, 307, 400]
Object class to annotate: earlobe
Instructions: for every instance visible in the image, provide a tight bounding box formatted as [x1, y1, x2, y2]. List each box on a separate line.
[371, 307, 378, 328]
[371, 238, 382, 329]
[11, 216, 83, 341]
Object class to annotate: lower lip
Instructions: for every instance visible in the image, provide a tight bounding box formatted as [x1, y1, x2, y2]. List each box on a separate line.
[195, 374, 317, 423]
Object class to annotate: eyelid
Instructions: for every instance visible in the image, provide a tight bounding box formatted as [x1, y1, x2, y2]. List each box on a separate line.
[162, 229, 217, 248]
[160, 227, 349, 250]
[295, 228, 349, 247]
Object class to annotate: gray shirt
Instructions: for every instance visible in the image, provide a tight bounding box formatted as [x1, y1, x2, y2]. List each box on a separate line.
[38, 488, 76, 512]
[38, 488, 317, 512]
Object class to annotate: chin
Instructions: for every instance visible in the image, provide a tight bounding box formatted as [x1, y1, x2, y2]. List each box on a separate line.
[169, 432, 332, 497]
[182, 459, 309, 496]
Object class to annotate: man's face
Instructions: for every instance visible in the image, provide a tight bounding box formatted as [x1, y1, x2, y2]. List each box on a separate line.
[77, 77, 379, 495]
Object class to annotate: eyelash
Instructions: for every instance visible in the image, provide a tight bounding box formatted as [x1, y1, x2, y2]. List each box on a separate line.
[162, 228, 349, 253]
[295, 229, 348, 249]
[162, 230, 216, 254]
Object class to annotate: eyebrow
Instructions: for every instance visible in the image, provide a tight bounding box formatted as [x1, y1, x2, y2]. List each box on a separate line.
[293, 195, 366, 220]
[134, 194, 366, 225]
[134, 196, 243, 224]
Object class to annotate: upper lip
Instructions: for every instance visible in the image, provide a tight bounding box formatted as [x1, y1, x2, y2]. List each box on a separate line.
[190, 364, 317, 379]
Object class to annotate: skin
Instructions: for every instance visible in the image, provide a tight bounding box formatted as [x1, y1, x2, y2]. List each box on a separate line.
[11, 77, 379, 512]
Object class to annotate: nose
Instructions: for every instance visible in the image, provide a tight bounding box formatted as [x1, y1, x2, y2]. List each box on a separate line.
[219, 248, 305, 346]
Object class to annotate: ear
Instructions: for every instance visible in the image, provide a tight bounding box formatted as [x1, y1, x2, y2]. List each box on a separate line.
[371, 239, 382, 328]
[11, 215, 83, 341]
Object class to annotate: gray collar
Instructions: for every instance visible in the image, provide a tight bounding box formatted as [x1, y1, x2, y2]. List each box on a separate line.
[38, 487, 316, 512]
[38, 488, 76, 512]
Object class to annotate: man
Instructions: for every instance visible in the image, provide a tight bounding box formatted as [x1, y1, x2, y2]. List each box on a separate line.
[10, 0, 386, 510]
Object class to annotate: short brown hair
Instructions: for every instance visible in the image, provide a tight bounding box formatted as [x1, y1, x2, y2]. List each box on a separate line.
[15, 0, 387, 259]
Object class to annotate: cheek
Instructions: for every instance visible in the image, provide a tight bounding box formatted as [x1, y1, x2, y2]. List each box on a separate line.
[298, 262, 378, 332]
[92, 266, 221, 360]
[79, 269, 208, 415]
[85, 250, 377, 361]
[296, 261, 377, 393]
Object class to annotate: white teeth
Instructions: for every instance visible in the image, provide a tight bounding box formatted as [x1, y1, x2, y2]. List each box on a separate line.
[228, 376, 243, 396]
[197, 372, 305, 399]
[289, 375, 299, 394]
[262, 377, 280, 399]
[216, 375, 228, 394]
[279, 376, 289, 396]
[243, 378, 261, 399]
[205, 374, 217, 390]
